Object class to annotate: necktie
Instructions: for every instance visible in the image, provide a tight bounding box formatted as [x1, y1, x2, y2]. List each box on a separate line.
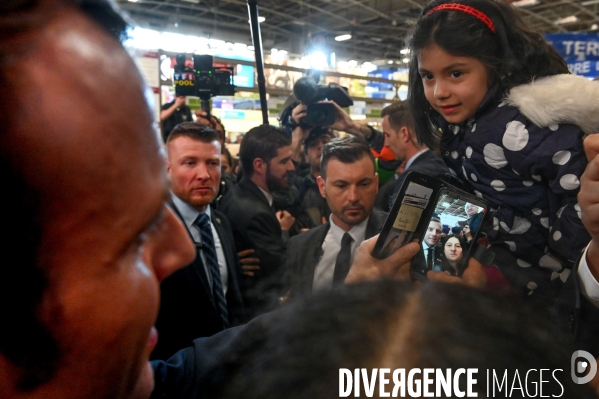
[194, 213, 230, 329]
[333, 233, 354, 286]
[427, 247, 434, 270]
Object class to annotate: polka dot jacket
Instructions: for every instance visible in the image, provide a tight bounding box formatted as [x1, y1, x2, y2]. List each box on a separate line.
[436, 85, 590, 302]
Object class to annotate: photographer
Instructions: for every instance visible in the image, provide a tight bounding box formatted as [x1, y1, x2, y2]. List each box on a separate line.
[161, 95, 193, 142]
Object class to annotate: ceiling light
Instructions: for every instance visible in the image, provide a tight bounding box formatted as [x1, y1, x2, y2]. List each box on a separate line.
[335, 34, 352, 41]
[592, 24, 599, 30]
[388, 60, 394, 64]
[248, 16, 265, 23]
[555, 15, 578, 24]
[400, 48, 410, 55]
[402, 58, 410, 63]
[128, 0, 139, 2]
[582, 0, 599, 5]
[511, 0, 539, 7]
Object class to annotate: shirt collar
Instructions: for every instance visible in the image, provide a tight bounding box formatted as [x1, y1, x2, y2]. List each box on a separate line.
[258, 186, 274, 207]
[329, 214, 369, 243]
[171, 192, 211, 230]
[405, 148, 429, 170]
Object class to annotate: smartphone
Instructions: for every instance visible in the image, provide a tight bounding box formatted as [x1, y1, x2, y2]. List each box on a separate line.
[372, 172, 488, 281]
[372, 172, 441, 260]
[410, 187, 488, 281]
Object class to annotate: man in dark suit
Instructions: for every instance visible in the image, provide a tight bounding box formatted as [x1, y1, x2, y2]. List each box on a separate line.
[375, 101, 448, 211]
[219, 125, 296, 318]
[411, 217, 444, 277]
[152, 122, 245, 360]
[287, 136, 387, 296]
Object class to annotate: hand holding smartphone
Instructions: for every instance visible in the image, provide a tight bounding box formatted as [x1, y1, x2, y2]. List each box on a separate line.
[372, 172, 489, 281]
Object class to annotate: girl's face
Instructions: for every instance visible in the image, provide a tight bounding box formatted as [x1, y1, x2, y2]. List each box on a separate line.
[444, 237, 463, 262]
[417, 44, 490, 124]
[463, 224, 471, 236]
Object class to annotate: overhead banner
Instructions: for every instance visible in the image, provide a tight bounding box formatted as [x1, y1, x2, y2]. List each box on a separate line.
[545, 33, 599, 78]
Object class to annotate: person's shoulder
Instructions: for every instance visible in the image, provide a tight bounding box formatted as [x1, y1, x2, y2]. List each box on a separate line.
[161, 100, 174, 110]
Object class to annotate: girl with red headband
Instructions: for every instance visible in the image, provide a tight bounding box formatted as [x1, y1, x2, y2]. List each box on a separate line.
[407, 0, 599, 303]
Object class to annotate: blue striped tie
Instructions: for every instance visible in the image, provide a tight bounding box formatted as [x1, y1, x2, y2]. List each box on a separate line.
[194, 213, 230, 329]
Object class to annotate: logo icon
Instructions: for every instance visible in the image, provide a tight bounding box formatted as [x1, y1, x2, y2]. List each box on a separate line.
[571, 350, 597, 384]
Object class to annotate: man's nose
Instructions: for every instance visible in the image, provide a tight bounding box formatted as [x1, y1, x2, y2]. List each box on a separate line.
[347, 185, 359, 201]
[195, 163, 210, 180]
[148, 206, 195, 282]
[287, 159, 295, 171]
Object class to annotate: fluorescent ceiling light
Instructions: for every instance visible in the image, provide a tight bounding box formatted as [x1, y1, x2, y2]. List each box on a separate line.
[555, 15, 578, 24]
[335, 34, 352, 41]
[582, 0, 599, 5]
[248, 16, 266, 23]
[402, 58, 410, 63]
[388, 60, 394, 64]
[400, 48, 410, 54]
[511, 0, 539, 7]
[592, 24, 598, 30]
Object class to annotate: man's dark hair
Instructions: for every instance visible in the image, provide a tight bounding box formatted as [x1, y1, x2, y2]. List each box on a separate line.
[0, 0, 129, 390]
[239, 125, 291, 178]
[225, 280, 595, 399]
[381, 101, 415, 133]
[303, 127, 334, 155]
[166, 122, 220, 146]
[320, 135, 375, 180]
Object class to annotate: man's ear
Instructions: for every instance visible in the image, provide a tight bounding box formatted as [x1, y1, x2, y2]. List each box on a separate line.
[317, 175, 326, 198]
[400, 126, 411, 143]
[166, 159, 171, 175]
[253, 158, 266, 176]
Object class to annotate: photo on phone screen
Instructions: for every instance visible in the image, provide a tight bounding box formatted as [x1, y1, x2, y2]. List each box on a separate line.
[410, 189, 486, 278]
[376, 181, 435, 258]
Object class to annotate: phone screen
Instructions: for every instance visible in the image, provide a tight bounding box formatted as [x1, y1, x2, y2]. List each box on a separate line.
[376, 181, 435, 258]
[411, 189, 486, 278]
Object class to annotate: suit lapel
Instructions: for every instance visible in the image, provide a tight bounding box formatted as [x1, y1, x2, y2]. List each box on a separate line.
[365, 209, 387, 239]
[304, 223, 331, 289]
[211, 211, 235, 284]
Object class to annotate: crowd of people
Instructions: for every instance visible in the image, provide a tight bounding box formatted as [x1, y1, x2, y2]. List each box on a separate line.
[3, 0, 599, 398]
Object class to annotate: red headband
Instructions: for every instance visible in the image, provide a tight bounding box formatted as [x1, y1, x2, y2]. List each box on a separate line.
[425, 3, 496, 33]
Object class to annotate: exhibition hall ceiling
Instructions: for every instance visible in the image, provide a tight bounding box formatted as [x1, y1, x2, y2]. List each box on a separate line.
[117, 0, 599, 61]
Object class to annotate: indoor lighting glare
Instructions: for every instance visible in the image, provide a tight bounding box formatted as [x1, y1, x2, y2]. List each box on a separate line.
[592, 24, 599, 30]
[402, 57, 410, 63]
[348, 60, 358, 67]
[308, 51, 329, 70]
[511, 0, 539, 7]
[335, 34, 352, 42]
[555, 15, 578, 24]
[248, 16, 266, 23]
[441, 202, 451, 208]
[400, 48, 410, 54]
[388, 60, 394, 64]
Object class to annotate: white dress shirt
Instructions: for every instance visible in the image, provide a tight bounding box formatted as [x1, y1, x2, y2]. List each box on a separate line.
[578, 243, 599, 306]
[172, 194, 228, 294]
[312, 216, 369, 291]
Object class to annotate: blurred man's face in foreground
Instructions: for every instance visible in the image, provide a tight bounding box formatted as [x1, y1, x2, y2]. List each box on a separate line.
[0, 4, 194, 399]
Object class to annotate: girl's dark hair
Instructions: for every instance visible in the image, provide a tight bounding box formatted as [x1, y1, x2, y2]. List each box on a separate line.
[406, 0, 569, 151]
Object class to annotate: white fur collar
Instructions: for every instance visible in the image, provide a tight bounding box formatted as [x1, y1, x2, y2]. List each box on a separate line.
[504, 74, 599, 135]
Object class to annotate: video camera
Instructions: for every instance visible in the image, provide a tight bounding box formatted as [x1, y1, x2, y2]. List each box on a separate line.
[173, 53, 235, 100]
[292, 76, 353, 127]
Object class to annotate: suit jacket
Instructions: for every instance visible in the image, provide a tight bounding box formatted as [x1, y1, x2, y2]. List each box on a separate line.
[287, 209, 388, 297]
[412, 243, 443, 277]
[552, 263, 599, 357]
[152, 205, 245, 361]
[219, 177, 288, 318]
[376, 150, 448, 212]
